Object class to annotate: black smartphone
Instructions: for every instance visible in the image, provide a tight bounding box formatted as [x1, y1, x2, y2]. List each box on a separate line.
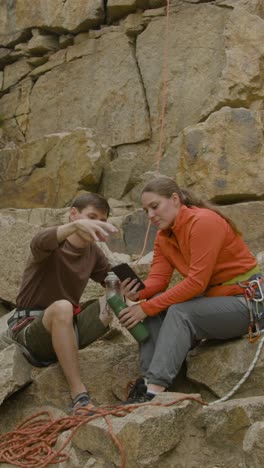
[111, 263, 145, 290]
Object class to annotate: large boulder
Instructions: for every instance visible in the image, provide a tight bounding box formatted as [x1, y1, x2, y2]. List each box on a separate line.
[176, 107, 264, 203]
[215, 0, 264, 15]
[243, 421, 264, 467]
[136, 3, 229, 141]
[24, 339, 137, 409]
[203, 7, 264, 117]
[9, 0, 104, 34]
[73, 394, 202, 467]
[0, 128, 110, 208]
[25, 30, 150, 147]
[0, 216, 39, 303]
[187, 336, 264, 401]
[0, 344, 32, 406]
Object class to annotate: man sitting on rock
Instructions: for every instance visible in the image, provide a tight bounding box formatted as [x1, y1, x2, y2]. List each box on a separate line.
[6, 193, 118, 412]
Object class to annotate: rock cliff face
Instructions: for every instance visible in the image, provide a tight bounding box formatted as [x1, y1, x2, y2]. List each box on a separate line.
[0, 0, 264, 251]
[1, 0, 264, 208]
[1, 1, 264, 467]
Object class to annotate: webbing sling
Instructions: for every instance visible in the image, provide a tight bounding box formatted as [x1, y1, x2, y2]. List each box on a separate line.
[222, 264, 260, 285]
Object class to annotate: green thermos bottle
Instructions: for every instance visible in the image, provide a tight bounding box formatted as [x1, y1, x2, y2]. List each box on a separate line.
[105, 271, 150, 343]
[107, 294, 150, 343]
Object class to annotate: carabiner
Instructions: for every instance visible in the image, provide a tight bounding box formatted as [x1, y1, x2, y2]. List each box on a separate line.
[250, 278, 264, 302]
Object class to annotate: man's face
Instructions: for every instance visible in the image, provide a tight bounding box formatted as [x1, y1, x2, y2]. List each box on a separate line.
[69, 205, 109, 243]
[70, 205, 108, 223]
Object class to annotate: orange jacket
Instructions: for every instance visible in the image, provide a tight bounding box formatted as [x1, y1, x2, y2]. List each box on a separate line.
[139, 205, 257, 316]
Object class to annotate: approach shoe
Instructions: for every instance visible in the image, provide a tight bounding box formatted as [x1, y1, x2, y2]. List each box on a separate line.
[69, 391, 95, 415]
[125, 377, 155, 404]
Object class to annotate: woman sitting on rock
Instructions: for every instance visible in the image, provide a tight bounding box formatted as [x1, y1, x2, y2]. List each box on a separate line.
[119, 175, 263, 403]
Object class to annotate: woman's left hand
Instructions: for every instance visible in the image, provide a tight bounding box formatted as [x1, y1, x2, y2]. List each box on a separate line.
[118, 303, 147, 329]
[121, 278, 141, 302]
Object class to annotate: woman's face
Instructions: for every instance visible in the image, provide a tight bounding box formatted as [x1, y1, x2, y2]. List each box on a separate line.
[141, 191, 181, 230]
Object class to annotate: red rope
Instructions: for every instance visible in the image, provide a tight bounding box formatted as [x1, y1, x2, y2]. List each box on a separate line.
[0, 395, 207, 467]
[156, 0, 170, 174]
[136, 0, 171, 262]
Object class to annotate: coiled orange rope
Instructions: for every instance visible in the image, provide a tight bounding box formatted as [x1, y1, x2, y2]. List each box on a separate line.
[0, 395, 207, 467]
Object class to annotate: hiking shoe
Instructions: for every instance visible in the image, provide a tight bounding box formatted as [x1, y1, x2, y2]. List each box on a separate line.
[125, 378, 155, 404]
[69, 392, 95, 415]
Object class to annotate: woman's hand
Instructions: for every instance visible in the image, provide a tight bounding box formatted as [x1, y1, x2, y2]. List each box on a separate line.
[121, 278, 141, 302]
[118, 303, 147, 329]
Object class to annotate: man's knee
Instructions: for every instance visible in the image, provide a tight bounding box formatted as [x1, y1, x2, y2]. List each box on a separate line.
[43, 300, 73, 331]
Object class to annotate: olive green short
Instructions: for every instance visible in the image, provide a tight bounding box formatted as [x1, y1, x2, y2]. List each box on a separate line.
[11, 300, 108, 362]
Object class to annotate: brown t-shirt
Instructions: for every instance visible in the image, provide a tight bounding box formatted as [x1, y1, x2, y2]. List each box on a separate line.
[16, 227, 111, 309]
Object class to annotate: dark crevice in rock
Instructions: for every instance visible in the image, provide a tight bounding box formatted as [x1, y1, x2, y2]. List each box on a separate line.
[108, 147, 118, 161]
[113, 137, 151, 150]
[103, 0, 108, 24]
[184, 0, 217, 4]
[0, 29, 32, 49]
[1, 69, 32, 96]
[14, 117, 26, 138]
[96, 170, 105, 197]
[199, 99, 262, 123]
[128, 37, 152, 138]
[6, 160, 46, 181]
[215, 4, 234, 9]
[21, 152, 49, 179]
[0, 88, 10, 99]
[34, 155, 46, 169]
[78, 182, 100, 194]
[211, 194, 264, 206]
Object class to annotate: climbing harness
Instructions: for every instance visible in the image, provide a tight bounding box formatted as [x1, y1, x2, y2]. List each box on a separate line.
[8, 309, 43, 333]
[7, 304, 81, 367]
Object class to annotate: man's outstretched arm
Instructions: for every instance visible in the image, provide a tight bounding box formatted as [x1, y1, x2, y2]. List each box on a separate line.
[57, 219, 118, 243]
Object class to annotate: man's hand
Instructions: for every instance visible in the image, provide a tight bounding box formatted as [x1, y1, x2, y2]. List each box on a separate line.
[76, 219, 118, 242]
[118, 303, 147, 329]
[57, 219, 118, 244]
[121, 278, 141, 302]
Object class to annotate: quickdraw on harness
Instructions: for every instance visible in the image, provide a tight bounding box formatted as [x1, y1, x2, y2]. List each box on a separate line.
[239, 276, 264, 344]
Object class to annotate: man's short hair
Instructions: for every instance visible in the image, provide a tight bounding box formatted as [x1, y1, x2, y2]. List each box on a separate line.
[71, 193, 110, 217]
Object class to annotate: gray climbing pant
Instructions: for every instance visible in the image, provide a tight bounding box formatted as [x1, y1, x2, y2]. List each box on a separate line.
[140, 296, 264, 388]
